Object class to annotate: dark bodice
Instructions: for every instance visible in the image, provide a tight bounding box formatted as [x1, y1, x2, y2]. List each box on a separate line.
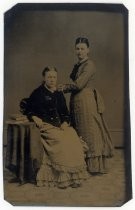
[64, 59, 96, 94]
[28, 85, 70, 127]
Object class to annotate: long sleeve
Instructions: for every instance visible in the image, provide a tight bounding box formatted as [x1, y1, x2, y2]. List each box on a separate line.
[64, 61, 95, 93]
[57, 92, 70, 123]
[19, 89, 40, 120]
[26, 89, 41, 120]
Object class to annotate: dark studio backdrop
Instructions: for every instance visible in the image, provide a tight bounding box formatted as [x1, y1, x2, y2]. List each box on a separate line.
[4, 4, 129, 147]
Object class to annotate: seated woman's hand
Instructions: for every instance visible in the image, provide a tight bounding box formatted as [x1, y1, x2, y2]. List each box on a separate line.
[61, 122, 69, 130]
[32, 116, 44, 129]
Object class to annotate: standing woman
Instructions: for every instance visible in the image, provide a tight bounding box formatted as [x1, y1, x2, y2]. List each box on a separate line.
[59, 37, 114, 175]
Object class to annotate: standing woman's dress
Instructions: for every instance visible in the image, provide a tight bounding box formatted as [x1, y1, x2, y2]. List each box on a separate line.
[64, 59, 114, 174]
[27, 85, 88, 187]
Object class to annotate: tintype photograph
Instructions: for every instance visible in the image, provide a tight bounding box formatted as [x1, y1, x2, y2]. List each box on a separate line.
[3, 3, 132, 207]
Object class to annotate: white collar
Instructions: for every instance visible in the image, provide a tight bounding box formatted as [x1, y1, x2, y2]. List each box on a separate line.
[44, 85, 56, 93]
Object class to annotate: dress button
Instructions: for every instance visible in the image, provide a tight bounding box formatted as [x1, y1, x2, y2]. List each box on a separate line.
[51, 117, 53, 120]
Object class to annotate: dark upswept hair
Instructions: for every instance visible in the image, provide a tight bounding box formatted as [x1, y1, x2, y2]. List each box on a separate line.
[75, 37, 89, 48]
[42, 66, 57, 76]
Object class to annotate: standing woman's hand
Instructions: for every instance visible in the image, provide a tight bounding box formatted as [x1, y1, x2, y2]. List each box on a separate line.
[57, 84, 64, 92]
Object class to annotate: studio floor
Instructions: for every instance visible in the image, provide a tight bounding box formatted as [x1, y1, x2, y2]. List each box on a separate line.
[3, 149, 130, 207]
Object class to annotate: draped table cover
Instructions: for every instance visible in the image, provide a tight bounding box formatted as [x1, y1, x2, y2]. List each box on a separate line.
[5, 121, 43, 183]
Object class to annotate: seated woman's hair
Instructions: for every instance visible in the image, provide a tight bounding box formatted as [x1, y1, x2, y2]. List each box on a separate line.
[75, 37, 89, 48]
[42, 66, 57, 76]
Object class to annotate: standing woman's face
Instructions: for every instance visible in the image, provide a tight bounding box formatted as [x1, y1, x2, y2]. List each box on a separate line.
[43, 70, 57, 89]
[75, 43, 89, 61]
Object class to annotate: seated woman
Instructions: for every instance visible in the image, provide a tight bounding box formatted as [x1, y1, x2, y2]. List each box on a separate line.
[25, 66, 89, 189]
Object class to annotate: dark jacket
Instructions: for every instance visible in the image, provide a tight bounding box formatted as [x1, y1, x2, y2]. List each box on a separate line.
[26, 85, 70, 127]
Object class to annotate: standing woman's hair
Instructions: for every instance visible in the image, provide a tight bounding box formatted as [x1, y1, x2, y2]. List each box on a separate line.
[42, 66, 57, 76]
[75, 37, 89, 48]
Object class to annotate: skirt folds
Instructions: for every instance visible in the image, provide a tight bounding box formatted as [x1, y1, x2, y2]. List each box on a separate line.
[36, 124, 89, 187]
[70, 88, 114, 174]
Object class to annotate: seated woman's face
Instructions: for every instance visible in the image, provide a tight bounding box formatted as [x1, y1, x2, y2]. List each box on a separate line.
[44, 70, 57, 89]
